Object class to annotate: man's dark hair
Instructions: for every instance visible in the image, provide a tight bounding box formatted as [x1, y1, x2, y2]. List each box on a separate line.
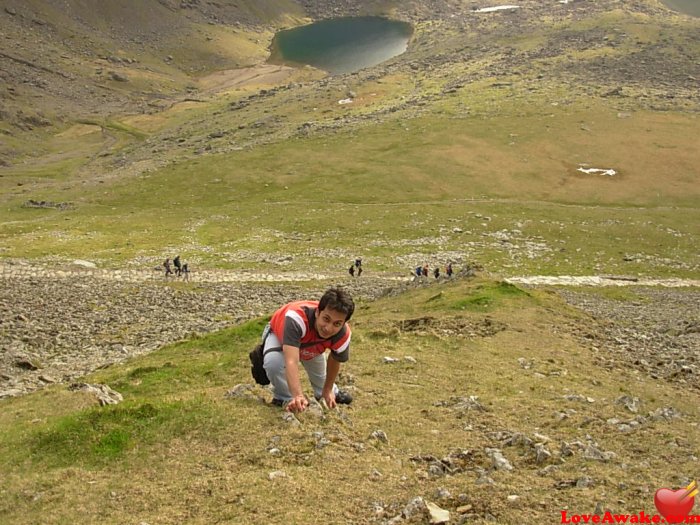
[318, 287, 355, 321]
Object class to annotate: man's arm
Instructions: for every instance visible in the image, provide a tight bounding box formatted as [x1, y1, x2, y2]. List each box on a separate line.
[283, 344, 308, 412]
[322, 357, 341, 409]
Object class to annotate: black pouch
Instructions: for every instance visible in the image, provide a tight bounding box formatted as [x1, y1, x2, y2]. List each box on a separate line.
[249, 343, 270, 385]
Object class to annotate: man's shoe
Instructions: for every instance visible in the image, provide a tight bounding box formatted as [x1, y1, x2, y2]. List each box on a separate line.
[335, 390, 353, 405]
[271, 398, 285, 407]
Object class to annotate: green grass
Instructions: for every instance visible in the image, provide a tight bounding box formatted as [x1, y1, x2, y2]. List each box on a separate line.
[449, 281, 530, 312]
[1, 318, 268, 471]
[1, 4, 698, 523]
[2, 33, 699, 275]
[2, 104, 698, 276]
[2, 278, 698, 524]
[76, 118, 149, 140]
[30, 401, 188, 466]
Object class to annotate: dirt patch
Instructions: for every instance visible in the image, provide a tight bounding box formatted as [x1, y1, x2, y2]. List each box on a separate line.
[197, 64, 298, 94]
[55, 124, 103, 138]
[395, 315, 508, 338]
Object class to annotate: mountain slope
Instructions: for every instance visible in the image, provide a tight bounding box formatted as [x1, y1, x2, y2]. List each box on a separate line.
[0, 277, 698, 524]
[0, 0, 698, 278]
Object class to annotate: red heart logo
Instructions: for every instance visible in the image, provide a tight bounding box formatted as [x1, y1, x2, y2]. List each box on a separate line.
[654, 488, 695, 523]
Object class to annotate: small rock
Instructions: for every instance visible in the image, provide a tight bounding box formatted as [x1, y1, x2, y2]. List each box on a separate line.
[370, 430, 389, 443]
[305, 398, 325, 419]
[15, 358, 41, 371]
[534, 443, 553, 464]
[71, 260, 97, 268]
[224, 384, 255, 398]
[649, 407, 682, 421]
[109, 71, 129, 82]
[401, 497, 426, 519]
[0, 389, 25, 399]
[476, 473, 496, 485]
[517, 357, 532, 369]
[426, 501, 450, 524]
[576, 476, 595, 488]
[485, 448, 513, 471]
[615, 395, 641, 413]
[281, 412, 300, 426]
[69, 383, 123, 406]
[583, 444, 615, 462]
[435, 488, 451, 499]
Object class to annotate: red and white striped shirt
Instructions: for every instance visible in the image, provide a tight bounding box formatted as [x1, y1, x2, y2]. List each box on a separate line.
[269, 300, 351, 361]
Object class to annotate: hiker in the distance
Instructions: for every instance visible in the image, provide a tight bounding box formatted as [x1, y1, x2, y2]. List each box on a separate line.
[261, 287, 355, 413]
[173, 255, 182, 276]
[163, 258, 173, 277]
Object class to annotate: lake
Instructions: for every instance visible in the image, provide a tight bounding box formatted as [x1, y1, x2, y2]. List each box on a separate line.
[269, 16, 413, 75]
[660, 0, 700, 17]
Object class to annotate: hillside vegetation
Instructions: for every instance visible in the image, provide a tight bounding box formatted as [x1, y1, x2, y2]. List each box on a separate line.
[0, 1, 699, 523]
[1, 0, 698, 277]
[1, 277, 698, 524]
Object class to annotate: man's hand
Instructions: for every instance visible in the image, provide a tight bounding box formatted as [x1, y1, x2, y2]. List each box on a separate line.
[282, 345, 306, 413]
[322, 357, 341, 410]
[285, 394, 308, 413]
[321, 388, 337, 410]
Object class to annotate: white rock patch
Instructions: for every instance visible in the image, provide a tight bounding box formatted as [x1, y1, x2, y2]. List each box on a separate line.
[577, 167, 617, 176]
[475, 5, 521, 13]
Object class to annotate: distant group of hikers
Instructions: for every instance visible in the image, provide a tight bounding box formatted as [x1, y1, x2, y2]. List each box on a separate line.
[163, 255, 190, 280]
[346, 257, 455, 281]
[413, 262, 454, 281]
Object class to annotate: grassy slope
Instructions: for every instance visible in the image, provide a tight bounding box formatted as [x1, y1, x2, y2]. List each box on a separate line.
[0, 278, 698, 524]
[1, 4, 698, 277]
[1, 3, 698, 524]
[1, 99, 698, 276]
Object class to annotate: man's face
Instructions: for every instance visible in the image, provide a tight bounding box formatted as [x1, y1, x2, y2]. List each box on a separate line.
[315, 307, 347, 339]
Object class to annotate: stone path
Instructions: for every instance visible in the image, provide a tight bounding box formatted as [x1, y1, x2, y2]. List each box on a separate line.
[1, 259, 698, 399]
[1, 261, 698, 287]
[0, 261, 344, 283]
[504, 275, 700, 288]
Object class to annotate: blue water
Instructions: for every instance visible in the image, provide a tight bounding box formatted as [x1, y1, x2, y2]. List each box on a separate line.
[270, 16, 413, 75]
[660, 0, 700, 17]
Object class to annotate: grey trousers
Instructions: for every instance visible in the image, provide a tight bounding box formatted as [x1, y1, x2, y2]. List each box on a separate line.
[262, 330, 337, 402]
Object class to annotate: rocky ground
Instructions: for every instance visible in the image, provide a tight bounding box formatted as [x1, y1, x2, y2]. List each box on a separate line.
[2, 0, 697, 169]
[0, 272, 402, 398]
[557, 287, 700, 391]
[1, 268, 698, 398]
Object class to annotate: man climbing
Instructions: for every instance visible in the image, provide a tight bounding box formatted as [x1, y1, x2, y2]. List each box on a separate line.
[260, 287, 355, 413]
